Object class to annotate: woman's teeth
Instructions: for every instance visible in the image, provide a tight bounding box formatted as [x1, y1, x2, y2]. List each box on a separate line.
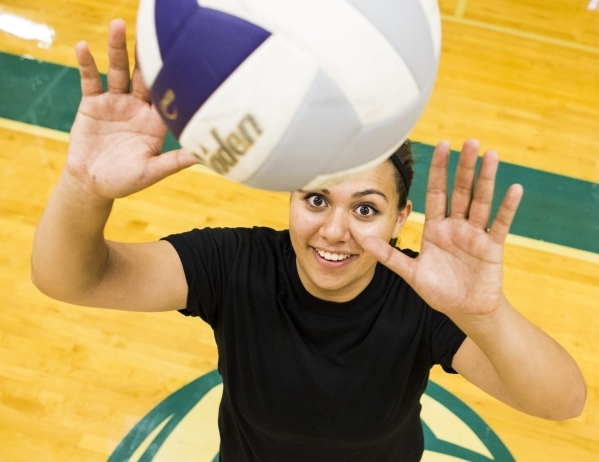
[316, 249, 351, 261]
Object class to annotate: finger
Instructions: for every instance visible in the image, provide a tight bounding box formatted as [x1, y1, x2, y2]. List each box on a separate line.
[146, 148, 202, 183]
[425, 140, 450, 222]
[131, 44, 152, 103]
[75, 41, 103, 97]
[360, 236, 416, 282]
[107, 19, 131, 94]
[450, 138, 479, 219]
[468, 150, 499, 229]
[488, 184, 523, 242]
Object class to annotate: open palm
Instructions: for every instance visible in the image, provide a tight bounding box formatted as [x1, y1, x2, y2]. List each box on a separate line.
[362, 139, 523, 318]
[66, 19, 198, 199]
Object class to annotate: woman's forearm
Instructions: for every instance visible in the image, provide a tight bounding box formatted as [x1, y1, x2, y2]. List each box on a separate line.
[31, 168, 114, 304]
[452, 297, 586, 420]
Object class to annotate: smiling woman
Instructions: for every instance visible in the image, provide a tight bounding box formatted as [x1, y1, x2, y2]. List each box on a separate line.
[27, 15, 588, 462]
[158, 142, 468, 460]
[289, 157, 411, 303]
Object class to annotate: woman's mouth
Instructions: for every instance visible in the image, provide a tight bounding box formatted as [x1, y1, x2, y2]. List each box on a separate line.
[314, 248, 352, 262]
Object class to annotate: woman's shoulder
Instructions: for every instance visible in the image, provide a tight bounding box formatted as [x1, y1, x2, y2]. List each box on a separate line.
[231, 227, 291, 249]
[164, 226, 287, 243]
[177, 226, 293, 262]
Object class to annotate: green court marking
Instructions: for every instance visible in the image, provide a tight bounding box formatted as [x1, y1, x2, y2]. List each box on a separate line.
[108, 370, 514, 461]
[0, 52, 88, 133]
[1, 50, 597, 253]
[410, 143, 599, 255]
[107, 370, 222, 462]
[422, 381, 515, 461]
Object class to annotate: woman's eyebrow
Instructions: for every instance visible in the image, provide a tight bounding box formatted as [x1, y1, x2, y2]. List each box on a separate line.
[352, 189, 388, 202]
[297, 189, 331, 195]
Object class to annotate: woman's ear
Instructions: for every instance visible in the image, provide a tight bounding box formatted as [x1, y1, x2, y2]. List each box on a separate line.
[392, 200, 412, 237]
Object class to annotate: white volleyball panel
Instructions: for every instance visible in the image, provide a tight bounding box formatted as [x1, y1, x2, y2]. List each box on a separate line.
[418, 0, 441, 59]
[301, 145, 397, 190]
[199, 0, 420, 125]
[179, 35, 319, 182]
[136, 0, 163, 88]
[299, 75, 436, 190]
[244, 70, 362, 191]
[346, 0, 439, 91]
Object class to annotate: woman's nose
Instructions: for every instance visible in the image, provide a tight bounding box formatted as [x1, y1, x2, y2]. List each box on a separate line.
[319, 208, 350, 242]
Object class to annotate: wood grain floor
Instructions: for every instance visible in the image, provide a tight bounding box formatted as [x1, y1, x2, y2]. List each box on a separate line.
[0, 0, 598, 460]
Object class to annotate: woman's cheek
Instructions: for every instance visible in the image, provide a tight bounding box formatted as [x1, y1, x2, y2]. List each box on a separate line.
[350, 220, 389, 243]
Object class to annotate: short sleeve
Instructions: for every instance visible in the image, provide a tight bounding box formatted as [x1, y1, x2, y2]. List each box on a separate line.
[398, 247, 466, 374]
[162, 228, 241, 328]
[430, 309, 467, 373]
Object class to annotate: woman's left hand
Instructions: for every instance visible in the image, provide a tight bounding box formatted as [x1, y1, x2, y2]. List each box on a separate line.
[361, 138, 523, 319]
[362, 140, 588, 421]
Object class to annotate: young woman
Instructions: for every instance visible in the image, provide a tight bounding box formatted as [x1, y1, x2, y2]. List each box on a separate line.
[31, 20, 586, 461]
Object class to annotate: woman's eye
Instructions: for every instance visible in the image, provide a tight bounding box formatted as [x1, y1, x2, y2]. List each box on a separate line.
[356, 205, 378, 217]
[305, 194, 327, 208]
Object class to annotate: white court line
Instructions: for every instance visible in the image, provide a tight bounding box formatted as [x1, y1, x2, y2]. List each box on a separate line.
[0, 117, 70, 142]
[408, 212, 599, 265]
[454, 0, 469, 18]
[441, 14, 599, 55]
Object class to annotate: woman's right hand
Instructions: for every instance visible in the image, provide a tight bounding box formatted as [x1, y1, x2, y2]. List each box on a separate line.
[66, 18, 199, 199]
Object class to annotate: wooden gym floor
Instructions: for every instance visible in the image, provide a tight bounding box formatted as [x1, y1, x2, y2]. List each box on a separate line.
[0, 0, 598, 460]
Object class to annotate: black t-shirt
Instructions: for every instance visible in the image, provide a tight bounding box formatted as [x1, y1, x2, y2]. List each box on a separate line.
[163, 227, 466, 462]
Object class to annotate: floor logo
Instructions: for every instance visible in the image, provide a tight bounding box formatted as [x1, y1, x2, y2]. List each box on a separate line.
[108, 370, 515, 461]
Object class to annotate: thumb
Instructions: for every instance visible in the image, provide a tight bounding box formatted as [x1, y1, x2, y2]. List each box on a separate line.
[361, 236, 415, 281]
[147, 148, 201, 182]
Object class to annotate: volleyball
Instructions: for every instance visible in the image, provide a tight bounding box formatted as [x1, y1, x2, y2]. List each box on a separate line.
[136, 0, 441, 191]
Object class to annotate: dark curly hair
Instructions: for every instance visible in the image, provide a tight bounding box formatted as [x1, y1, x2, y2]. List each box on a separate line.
[388, 139, 414, 211]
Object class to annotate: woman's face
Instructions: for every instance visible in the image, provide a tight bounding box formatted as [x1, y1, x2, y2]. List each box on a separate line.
[289, 161, 411, 302]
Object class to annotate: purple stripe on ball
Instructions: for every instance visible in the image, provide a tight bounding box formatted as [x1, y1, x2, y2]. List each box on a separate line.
[151, 6, 271, 138]
[155, 0, 198, 58]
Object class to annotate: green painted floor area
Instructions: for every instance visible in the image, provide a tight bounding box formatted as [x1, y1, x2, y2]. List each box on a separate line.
[1, 51, 597, 254]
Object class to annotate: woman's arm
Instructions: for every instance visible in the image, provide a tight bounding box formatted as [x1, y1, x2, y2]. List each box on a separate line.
[31, 19, 198, 311]
[451, 302, 586, 420]
[31, 170, 189, 311]
[360, 139, 586, 420]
